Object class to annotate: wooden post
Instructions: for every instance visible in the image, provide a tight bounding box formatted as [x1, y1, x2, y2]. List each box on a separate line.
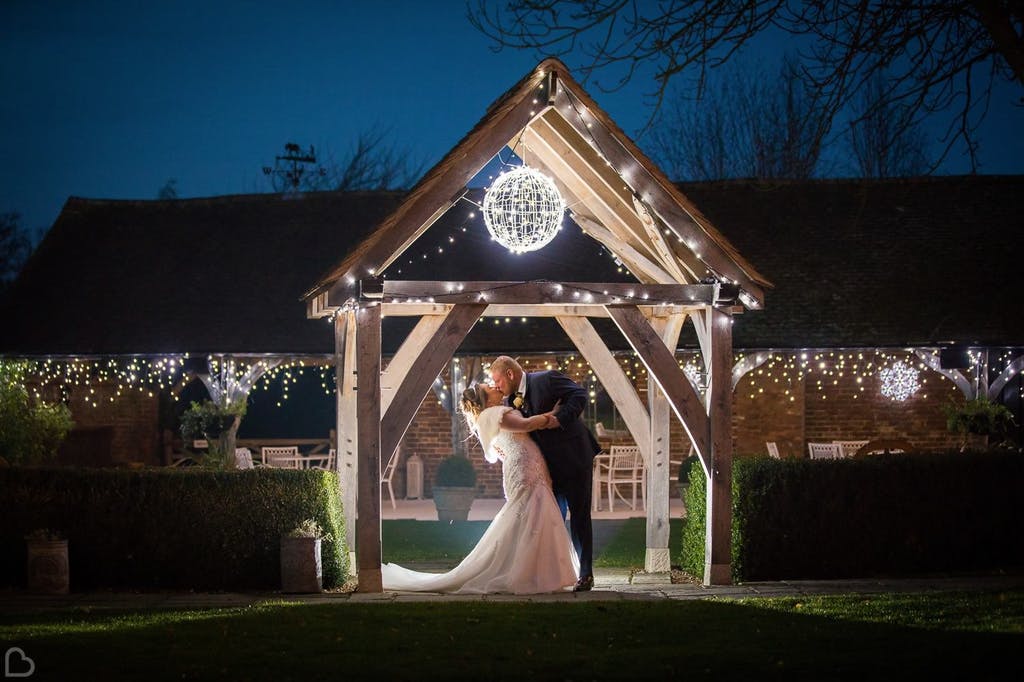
[355, 303, 383, 592]
[645, 314, 684, 573]
[704, 306, 733, 585]
[335, 311, 358, 576]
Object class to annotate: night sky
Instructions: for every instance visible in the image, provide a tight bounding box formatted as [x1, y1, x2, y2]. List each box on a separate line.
[3, 0, 1023, 237]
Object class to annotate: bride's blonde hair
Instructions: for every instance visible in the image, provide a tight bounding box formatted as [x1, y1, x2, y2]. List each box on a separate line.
[459, 384, 488, 431]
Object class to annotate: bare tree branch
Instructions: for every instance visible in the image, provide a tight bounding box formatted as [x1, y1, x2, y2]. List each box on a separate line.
[469, 0, 1024, 169]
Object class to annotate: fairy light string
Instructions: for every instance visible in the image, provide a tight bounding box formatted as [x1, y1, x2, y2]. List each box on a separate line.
[7, 347, 1021, 412]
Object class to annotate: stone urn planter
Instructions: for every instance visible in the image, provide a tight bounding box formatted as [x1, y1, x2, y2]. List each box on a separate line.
[432, 486, 477, 522]
[432, 455, 477, 522]
[26, 532, 69, 594]
[280, 520, 327, 593]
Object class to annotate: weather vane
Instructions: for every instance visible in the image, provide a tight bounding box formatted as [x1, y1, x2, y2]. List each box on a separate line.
[262, 142, 326, 193]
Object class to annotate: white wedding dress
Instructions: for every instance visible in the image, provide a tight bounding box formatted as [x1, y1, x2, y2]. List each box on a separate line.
[381, 406, 579, 594]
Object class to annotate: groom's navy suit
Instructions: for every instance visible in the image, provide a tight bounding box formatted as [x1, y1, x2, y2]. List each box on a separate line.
[517, 370, 601, 579]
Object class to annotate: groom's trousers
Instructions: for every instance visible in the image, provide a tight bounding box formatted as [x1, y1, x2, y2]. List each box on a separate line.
[556, 467, 594, 578]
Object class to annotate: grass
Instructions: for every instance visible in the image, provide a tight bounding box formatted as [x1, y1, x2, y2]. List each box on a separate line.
[1, 590, 1020, 680]
[382, 518, 684, 568]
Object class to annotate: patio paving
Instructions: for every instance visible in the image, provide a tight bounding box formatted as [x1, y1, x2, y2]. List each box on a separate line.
[3, 571, 1022, 613]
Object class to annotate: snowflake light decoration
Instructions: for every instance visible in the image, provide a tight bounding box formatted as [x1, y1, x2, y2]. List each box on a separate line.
[879, 361, 920, 401]
[482, 166, 565, 253]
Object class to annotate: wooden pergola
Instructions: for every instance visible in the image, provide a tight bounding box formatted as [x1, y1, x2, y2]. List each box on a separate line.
[303, 58, 771, 591]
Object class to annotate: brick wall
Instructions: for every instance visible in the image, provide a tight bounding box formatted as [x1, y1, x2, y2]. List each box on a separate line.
[394, 366, 505, 499]
[51, 383, 161, 466]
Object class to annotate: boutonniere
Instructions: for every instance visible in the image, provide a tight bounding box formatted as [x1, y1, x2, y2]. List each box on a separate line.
[513, 392, 524, 409]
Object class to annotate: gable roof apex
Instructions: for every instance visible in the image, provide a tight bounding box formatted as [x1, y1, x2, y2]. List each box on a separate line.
[304, 59, 769, 312]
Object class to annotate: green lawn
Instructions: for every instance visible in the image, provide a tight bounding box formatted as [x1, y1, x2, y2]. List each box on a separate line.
[1, 590, 1020, 680]
[382, 518, 683, 568]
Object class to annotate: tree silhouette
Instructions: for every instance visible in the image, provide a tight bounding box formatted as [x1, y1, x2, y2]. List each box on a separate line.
[263, 129, 424, 194]
[848, 73, 933, 178]
[1, 212, 31, 291]
[650, 56, 827, 181]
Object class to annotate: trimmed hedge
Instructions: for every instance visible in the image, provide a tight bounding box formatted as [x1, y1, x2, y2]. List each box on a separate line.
[0, 467, 346, 591]
[681, 452, 1024, 581]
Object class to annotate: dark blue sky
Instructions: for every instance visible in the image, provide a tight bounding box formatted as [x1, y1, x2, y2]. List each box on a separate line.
[3, 1, 1022, 235]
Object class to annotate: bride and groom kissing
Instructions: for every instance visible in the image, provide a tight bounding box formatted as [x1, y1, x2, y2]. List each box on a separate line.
[381, 355, 601, 594]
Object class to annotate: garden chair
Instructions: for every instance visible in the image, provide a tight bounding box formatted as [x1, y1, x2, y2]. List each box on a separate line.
[381, 448, 399, 510]
[595, 421, 630, 441]
[807, 442, 844, 459]
[604, 445, 645, 512]
[261, 445, 300, 469]
[766, 441, 781, 459]
[833, 440, 869, 458]
[310, 448, 336, 471]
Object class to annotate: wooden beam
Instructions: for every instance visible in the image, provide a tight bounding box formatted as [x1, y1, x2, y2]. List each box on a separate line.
[988, 354, 1024, 400]
[548, 91, 766, 304]
[355, 303, 383, 593]
[381, 315, 448, 414]
[645, 313, 685, 573]
[732, 351, 772, 390]
[380, 280, 717, 306]
[519, 124, 668, 274]
[572, 214, 677, 284]
[555, 316, 651, 462]
[516, 152, 671, 285]
[606, 304, 710, 465]
[380, 303, 705, 317]
[381, 304, 487, 466]
[631, 195, 692, 283]
[335, 312, 358, 576]
[704, 306, 734, 586]
[534, 111, 706, 283]
[321, 86, 555, 306]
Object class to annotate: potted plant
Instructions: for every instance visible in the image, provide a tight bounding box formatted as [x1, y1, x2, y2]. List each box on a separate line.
[25, 529, 69, 594]
[280, 519, 330, 593]
[179, 399, 246, 469]
[432, 454, 477, 522]
[944, 398, 1016, 451]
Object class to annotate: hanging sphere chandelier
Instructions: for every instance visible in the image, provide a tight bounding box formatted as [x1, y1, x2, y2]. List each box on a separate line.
[482, 166, 565, 254]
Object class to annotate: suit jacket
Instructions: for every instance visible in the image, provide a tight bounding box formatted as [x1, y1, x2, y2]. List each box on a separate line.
[518, 370, 600, 491]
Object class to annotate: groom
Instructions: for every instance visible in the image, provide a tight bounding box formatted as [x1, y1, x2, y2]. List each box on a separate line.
[490, 355, 601, 591]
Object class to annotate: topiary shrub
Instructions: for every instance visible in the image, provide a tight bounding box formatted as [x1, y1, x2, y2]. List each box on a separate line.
[435, 454, 477, 488]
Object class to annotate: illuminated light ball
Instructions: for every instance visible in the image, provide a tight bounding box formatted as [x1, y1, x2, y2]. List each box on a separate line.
[482, 166, 565, 253]
[879, 361, 920, 401]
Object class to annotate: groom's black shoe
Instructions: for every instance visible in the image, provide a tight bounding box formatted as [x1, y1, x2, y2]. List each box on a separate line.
[573, 575, 594, 592]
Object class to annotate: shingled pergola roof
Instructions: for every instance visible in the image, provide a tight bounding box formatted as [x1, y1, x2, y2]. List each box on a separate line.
[3, 175, 1022, 357]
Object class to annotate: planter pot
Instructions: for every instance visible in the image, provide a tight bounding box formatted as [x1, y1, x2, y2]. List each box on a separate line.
[280, 536, 322, 593]
[27, 539, 69, 594]
[432, 486, 476, 522]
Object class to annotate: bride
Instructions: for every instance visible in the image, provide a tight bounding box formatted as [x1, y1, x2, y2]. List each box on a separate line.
[381, 383, 579, 594]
